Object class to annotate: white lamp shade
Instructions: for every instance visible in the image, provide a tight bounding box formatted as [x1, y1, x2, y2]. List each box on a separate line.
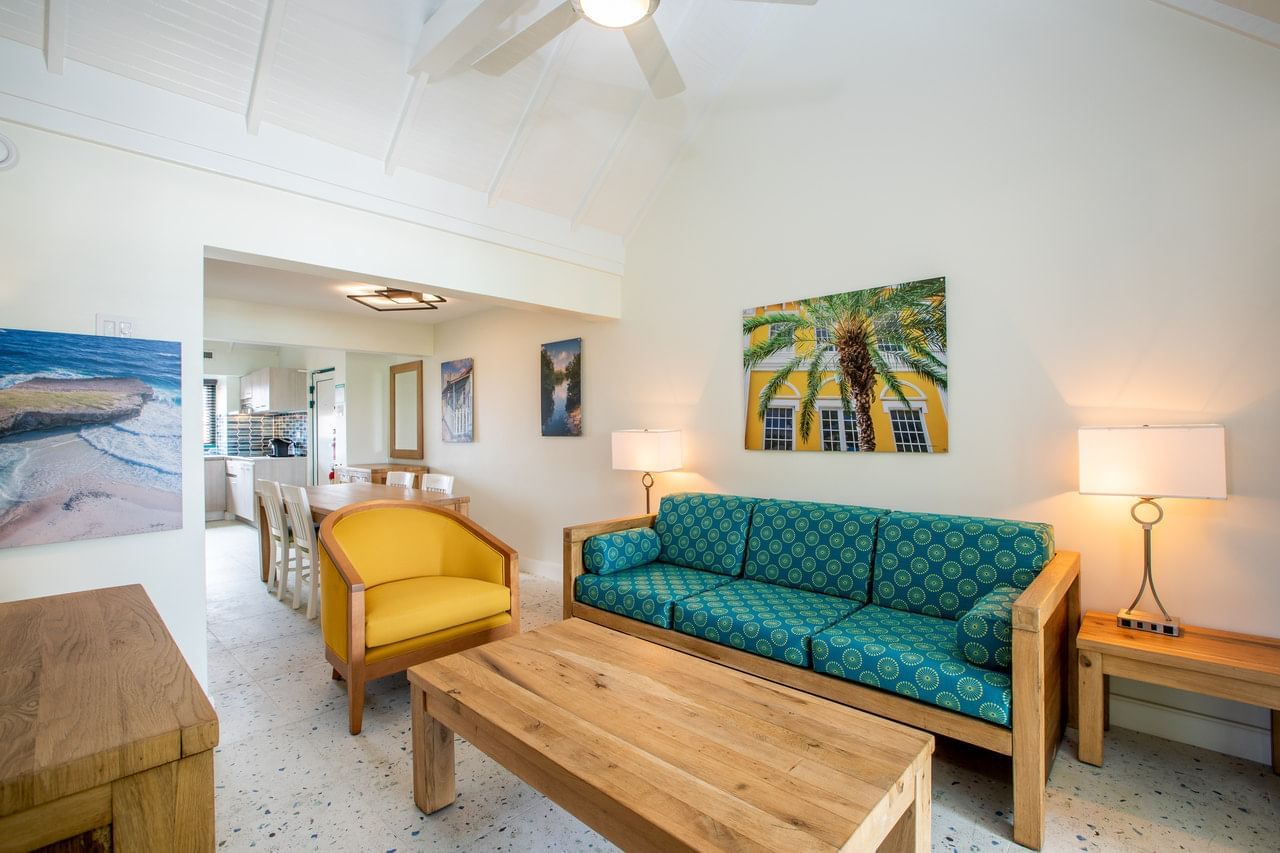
[612, 429, 682, 473]
[1078, 425, 1226, 499]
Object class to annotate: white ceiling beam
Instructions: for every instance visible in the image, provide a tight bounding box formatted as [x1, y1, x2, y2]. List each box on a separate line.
[43, 0, 66, 74]
[569, 104, 642, 231]
[1150, 0, 1280, 47]
[624, 5, 770, 242]
[485, 28, 577, 208]
[246, 0, 288, 134]
[570, 0, 701, 231]
[385, 73, 431, 176]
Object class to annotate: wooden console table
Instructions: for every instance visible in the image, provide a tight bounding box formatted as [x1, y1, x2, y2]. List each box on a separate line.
[1077, 610, 1280, 771]
[0, 585, 219, 851]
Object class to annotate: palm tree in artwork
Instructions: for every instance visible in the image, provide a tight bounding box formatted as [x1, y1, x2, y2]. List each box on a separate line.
[743, 278, 947, 452]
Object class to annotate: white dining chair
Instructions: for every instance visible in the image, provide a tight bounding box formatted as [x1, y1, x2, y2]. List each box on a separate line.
[419, 473, 454, 495]
[385, 470, 416, 488]
[257, 480, 294, 602]
[347, 466, 372, 484]
[280, 484, 319, 619]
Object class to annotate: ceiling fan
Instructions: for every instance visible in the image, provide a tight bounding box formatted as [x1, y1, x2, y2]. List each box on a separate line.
[412, 0, 816, 100]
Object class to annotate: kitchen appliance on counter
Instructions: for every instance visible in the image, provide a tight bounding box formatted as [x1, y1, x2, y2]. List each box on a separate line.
[267, 438, 297, 457]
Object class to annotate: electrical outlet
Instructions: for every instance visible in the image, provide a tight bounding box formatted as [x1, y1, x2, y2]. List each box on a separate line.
[96, 314, 139, 338]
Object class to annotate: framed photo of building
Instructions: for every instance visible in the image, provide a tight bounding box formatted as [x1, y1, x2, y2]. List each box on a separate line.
[441, 358, 474, 443]
[742, 277, 948, 453]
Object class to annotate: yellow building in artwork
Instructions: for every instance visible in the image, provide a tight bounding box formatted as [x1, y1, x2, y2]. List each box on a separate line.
[743, 302, 949, 453]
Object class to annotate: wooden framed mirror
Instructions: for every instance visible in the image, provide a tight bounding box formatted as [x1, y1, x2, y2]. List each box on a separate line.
[390, 360, 424, 460]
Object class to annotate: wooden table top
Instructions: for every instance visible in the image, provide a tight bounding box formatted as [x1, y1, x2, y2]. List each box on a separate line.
[409, 619, 933, 852]
[303, 483, 468, 519]
[1077, 611, 1280, 687]
[0, 585, 218, 816]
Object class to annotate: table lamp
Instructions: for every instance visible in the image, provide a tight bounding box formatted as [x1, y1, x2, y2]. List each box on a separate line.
[1077, 424, 1226, 637]
[612, 429, 682, 513]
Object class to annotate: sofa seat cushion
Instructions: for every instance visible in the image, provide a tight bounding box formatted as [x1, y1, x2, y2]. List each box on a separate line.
[575, 562, 734, 628]
[654, 492, 757, 576]
[673, 579, 857, 667]
[364, 576, 511, 649]
[811, 605, 1013, 727]
[872, 511, 1055, 620]
[744, 499, 883, 601]
[958, 584, 1021, 671]
[582, 527, 661, 575]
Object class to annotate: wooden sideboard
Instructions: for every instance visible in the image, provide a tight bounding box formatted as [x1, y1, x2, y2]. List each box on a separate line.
[0, 585, 219, 851]
[346, 462, 429, 485]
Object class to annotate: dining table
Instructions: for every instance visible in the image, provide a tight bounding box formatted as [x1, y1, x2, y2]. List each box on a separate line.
[255, 482, 470, 583]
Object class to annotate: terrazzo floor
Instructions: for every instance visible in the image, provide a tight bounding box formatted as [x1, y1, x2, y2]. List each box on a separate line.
[206, 521, 1278, 852]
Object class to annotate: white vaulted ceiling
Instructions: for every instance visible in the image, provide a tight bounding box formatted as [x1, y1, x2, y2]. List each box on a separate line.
[0, 0, 782, 269]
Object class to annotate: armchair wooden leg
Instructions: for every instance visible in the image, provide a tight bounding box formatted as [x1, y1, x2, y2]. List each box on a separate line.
[348, 670, 365, 735]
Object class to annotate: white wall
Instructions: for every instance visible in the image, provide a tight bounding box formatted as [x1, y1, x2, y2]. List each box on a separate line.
[345, 352, 409, 465]
[205, 297, 436, 357]
[428, 0, 1280, 762]
[0, 120, 619, 685]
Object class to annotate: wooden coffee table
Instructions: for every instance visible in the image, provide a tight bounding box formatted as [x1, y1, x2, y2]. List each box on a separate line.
[408, 619, 934, 852]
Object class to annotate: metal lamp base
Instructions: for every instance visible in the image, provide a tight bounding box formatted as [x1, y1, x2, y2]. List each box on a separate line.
[1117, 608, 1181, 637]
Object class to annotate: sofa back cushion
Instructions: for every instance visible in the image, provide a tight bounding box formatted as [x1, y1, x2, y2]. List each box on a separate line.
[582, 527, 660, 575]
[872, 511, 1054, 620]
[743, 499, 884, 601]
[654, 493, 756, 576]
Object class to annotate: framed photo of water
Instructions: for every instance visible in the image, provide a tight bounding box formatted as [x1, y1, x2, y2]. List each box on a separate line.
[540, 338, 582, 437]
[0, 327, 182, 549]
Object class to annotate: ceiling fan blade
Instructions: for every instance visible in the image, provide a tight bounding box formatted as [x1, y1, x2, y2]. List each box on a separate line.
[474, 1, 579, 76]
[624, 19, 685, 99]
[410, 0, 528, 77]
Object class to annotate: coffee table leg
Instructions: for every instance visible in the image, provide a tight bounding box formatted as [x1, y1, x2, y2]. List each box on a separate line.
[879, 758, 930, 852]
[412, 684, 456, 813]
[1078, 650, 1104, 766]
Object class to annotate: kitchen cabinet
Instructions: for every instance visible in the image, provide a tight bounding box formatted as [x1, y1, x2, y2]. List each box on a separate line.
[204, 458, 226, 520]
[239, 368, 307, 414]
[226, 459, 257, 523]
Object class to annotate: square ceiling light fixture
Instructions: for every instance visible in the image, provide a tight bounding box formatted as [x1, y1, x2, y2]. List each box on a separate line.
[347, 288, 447, 312]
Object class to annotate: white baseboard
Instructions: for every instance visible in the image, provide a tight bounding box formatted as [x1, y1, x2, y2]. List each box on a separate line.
[1108, 686, 1272, 765]
[520, 558, 561, 582]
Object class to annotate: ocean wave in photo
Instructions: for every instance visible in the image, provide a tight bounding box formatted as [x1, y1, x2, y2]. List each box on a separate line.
[0, 368, 92, 390]
[80, 401, 182, 487]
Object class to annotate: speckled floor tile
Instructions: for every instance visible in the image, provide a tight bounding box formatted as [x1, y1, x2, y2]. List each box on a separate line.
[205, 522, 1280, 851]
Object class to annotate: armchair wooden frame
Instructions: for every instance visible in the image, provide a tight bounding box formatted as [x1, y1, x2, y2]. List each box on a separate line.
[322, 500, 520, 734]
[563, 514, 1080, 850]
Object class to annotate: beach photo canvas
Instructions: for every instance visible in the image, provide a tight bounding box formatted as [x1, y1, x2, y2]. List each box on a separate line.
[743, 276, 948, 453]
[0, 327, 182, 548]
[540, 338, 582, 437]
[441, 357, 474, 443]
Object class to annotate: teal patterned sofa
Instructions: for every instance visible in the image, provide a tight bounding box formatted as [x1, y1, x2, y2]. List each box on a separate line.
[564, 492, 1081, 850]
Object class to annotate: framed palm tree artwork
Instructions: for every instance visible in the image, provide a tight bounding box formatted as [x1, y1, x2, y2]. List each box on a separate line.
[742, 277, 948, 453]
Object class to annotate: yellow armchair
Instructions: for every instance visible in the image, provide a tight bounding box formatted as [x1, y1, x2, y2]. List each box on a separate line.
[318, 500, 520, 733]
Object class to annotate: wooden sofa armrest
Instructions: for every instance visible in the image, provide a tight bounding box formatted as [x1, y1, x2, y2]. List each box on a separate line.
[1012, 551, 1080, 633]
[562, 514, 657, 619]
[564, 513, 657, 544]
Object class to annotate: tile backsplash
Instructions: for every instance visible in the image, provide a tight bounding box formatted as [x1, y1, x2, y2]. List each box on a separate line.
[214, 412, 309, 456]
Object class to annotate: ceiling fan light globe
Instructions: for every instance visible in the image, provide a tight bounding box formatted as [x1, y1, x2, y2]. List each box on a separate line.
[574, 0, 659, 29]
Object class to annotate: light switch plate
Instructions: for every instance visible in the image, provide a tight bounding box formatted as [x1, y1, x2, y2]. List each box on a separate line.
[96, 314, 139, 337]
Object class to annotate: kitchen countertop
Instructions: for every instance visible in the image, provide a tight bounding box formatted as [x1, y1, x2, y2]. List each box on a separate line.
[204, 454, 308, 461]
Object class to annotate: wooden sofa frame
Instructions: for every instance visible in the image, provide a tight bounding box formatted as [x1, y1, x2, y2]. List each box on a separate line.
[321, 501, 521, 735]
[564, 513, 1080, 851]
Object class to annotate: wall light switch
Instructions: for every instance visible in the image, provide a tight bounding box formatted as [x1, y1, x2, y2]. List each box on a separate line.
[96, 314, 139, 337]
